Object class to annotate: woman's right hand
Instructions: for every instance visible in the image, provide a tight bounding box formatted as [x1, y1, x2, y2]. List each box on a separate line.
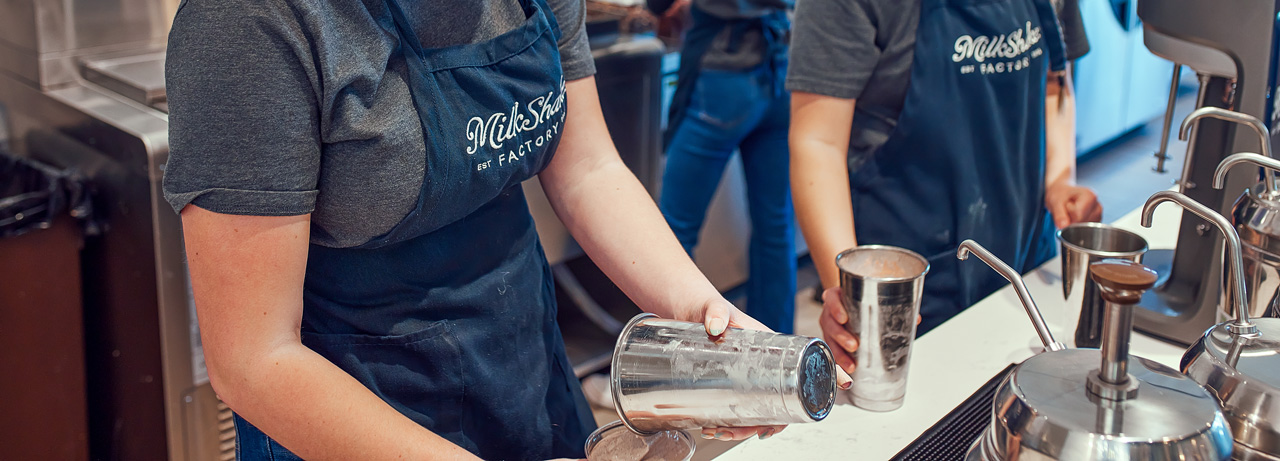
[819, 287, 859, 374]
[819, 286, 923, 375]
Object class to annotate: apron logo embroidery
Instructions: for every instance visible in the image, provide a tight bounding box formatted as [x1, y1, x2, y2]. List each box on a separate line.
[468, 79, 567, 171]
[953, 21, 1044, 75]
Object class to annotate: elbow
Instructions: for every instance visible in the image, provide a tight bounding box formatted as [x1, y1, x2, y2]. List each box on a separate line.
[205, 353, 246, 412]
[203, 340, 278, 414]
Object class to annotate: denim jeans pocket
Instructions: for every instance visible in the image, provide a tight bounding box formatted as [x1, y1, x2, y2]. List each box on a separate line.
[688, 69, 764, 131]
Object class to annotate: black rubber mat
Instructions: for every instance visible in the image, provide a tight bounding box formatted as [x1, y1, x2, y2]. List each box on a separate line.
[890, 363, 1018, 461]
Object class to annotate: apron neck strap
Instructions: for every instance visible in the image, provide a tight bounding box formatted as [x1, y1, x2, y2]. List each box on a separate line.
[1030, 0, 1067, 71]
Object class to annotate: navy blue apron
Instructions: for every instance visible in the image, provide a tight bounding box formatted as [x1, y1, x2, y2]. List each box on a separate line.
[665, 5, 789, 148]
[851, 0, 1067, 335]
[232, 0, 596, 459]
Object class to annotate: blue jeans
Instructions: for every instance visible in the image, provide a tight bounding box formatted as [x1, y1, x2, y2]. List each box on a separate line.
[659, 65, 796, 333]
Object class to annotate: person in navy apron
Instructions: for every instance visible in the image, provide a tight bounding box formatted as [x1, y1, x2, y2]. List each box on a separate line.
[646, 0, 796, 333]
[163, 0, 827, 459]
[786, 0, 1102, 373]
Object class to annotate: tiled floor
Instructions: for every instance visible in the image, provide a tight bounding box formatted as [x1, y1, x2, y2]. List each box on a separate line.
[587, 91, 1201, 460]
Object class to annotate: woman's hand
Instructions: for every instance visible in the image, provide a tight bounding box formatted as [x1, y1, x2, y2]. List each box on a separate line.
[681, 297, 852, 441]
[679, 297, 770, 336]
[818, 286, 922, 375]
[1045, 183, 1102, 229]
[818, 287, 859, 374]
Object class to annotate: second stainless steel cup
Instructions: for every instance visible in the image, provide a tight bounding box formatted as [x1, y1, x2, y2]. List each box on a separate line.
[1056, 223, 1147, 348]
[610, 313, 837, 434]
[836, 245, 929, 412]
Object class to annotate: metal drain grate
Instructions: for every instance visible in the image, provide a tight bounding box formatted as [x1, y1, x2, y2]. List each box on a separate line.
[890, 363, 1017, 461]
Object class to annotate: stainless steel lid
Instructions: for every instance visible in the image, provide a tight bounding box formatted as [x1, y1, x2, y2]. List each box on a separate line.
[958, 240, 1234, 460]
[976, 349, 1234, 460]
[1184, 318, 1280, 454]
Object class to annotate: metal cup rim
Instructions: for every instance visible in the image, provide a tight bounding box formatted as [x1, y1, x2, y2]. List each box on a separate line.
[1055, 222, 1149, 258]
[611, 312, 660, 435]
[835, 245, 931, 282]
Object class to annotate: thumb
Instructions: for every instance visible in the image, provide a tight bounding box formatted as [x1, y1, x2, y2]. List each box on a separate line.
[704, 301, 732, 336]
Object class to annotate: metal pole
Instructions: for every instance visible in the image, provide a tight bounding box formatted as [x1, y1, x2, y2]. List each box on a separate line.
[1154, 63, 1183, 173]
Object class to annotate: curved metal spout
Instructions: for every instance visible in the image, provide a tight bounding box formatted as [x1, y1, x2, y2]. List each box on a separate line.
[1181, 107, 1275, 192]
[1212, 152, 1280, 197]
[957, 240, 1065, 351]
[1140, 191, 1258, 335]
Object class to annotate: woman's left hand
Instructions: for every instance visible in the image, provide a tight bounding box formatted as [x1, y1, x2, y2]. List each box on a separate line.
[1045, 183, 1102, 229]
[679, 298, 852, 441]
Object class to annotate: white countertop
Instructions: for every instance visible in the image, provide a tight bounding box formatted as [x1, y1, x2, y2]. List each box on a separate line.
[715, 203, 1190, 460]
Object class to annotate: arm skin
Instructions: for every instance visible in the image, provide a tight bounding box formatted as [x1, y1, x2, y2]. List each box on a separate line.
[789, 91, 862, 373]
[1043, 66, 1102, 227]
[542, 78, 850, 440]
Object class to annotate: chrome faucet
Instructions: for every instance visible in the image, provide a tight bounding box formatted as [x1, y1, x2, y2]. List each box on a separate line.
[1181, 107, 1275, 192]
[957, 240, 1066, 352]
[1140, 190, 1257, 335]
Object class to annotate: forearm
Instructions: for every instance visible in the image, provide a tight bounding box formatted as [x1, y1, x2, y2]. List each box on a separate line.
[212, 343, 476, 461]
[791, 139, 856, 290]
[1044, 69, 1077, 189]
[540, 77, 721, 321]
[543, 160, 720, 319]
[789, 92, 858, 290]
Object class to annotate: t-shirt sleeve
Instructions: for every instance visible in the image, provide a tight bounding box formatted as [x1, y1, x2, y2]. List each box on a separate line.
[1059, 0, 1090, 61]
[553, 0, 597, 81]
[162, 0, 322, 216]
[786, 0, 881, 99]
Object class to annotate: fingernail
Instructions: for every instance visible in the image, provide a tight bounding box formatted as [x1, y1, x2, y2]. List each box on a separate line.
[707, 317, 728, 336]
[840, 380, 852, 390]
[715, 431, 731, 441]
[759, 428, 775, 440]
[701, 433, 714, 440]
[843, 339, 858, 351]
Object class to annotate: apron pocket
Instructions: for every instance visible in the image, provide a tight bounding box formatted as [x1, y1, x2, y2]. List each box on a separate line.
[300, 321, 467, 436]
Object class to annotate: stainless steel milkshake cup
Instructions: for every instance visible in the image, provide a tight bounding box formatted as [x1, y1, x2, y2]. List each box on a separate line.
[1056, 223, 1147, 348]
[836, 245, 929, 412]
[610, 313, 837, 434]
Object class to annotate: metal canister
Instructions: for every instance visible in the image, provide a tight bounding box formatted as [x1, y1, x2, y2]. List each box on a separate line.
[836, 245, 929, 412]
[610, 313, 837, 434]
[1213, 153, 1280, 320]
[1056, 223, 1148, 348]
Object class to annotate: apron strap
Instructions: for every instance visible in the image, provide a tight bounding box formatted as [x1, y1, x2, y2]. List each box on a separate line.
[1031, 0, 1068, 72]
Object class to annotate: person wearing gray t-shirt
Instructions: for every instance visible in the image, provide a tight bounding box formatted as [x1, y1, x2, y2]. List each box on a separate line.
[162, 0, 824, 458]
[786, 0, 1101, 374]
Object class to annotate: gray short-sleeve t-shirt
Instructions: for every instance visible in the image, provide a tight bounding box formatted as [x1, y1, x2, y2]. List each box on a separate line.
[162, 0, 595, 248]
[786, 0, 1088, 168]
